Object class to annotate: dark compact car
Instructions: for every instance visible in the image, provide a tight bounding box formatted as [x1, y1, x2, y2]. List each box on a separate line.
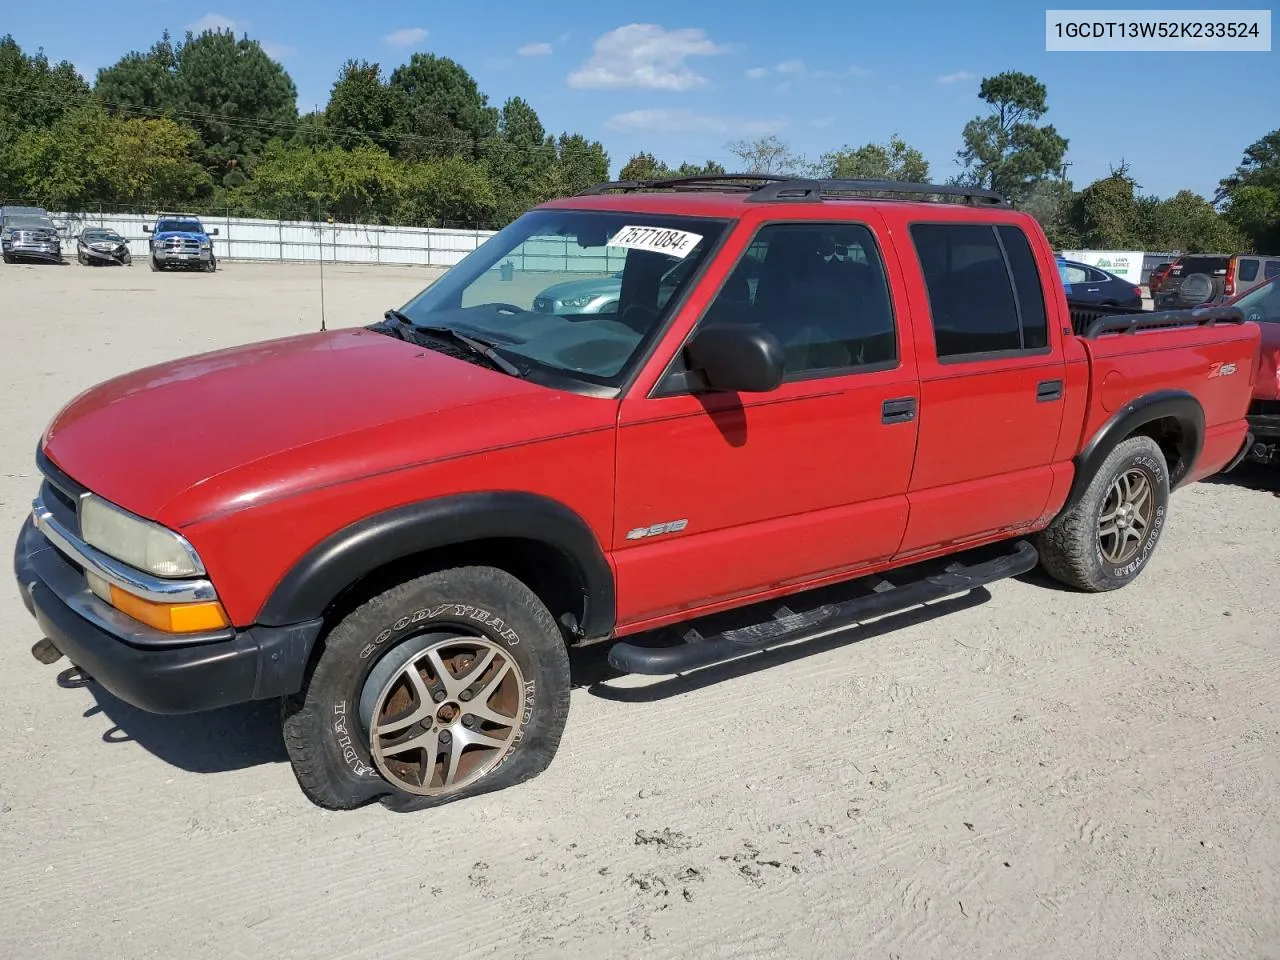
[1, 214, 62, 264]
[76, 228, 132, 266]
[1059, 259, 1143, 309]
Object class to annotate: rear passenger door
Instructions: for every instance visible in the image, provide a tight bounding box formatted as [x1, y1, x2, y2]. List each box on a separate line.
[896, 221, 1067, 557]
[611, 219, 920, 629]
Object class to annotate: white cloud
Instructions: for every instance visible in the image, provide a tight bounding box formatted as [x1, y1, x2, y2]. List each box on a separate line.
[568, 24, 727, 91]
[606, 108, 786, 137]
[384, 27, 428, 48]
[260, 42, 296, 60]
[747, 60, 866, 81]
[745, 66, 768, 79]
[775, 58, 807, 75]
[937, 70, 975, 84]
[518, 42, 553, 57]
[188, 13, 240, 33]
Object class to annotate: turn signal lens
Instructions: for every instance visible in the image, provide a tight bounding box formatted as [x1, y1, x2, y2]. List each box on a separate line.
[107, 585, 230, 633]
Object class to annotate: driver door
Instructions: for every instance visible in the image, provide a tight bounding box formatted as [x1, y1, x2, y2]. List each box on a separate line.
[611, 218, 920, 632]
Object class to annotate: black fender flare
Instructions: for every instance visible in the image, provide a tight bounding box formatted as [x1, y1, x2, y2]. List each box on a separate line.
[1065, 389, 1204, 511]
[256, 491, 616, 638]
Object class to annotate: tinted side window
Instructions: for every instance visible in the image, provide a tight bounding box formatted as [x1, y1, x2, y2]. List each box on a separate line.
[1065, 265, 1090, 284]
[998, 226, 1048, 350]
[1265, 261, 1280, 280]
[699, 222, 897, 378]
[1238, 258, 1259, 282]
[911, 223, 1044, 358]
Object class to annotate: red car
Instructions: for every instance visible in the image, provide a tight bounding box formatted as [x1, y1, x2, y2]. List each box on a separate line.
[15, 176, 1260, 812]
[1228, 275, 1280, 464]
[1147, 259, 1176, 295]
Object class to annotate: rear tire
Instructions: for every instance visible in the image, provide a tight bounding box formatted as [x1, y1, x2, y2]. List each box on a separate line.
[1038, 435, 1170, 592]
[282, 566, 571, 812]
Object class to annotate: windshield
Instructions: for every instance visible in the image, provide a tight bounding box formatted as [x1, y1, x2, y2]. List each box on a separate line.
[396, 208, 728, 386]
[5, 217, 53, 231]
[1235, 279, 1280, 324]
[157, 219, 203, 233]
[83, 230, 120, 241]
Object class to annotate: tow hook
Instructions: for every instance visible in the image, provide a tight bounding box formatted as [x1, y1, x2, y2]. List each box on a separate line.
[30, 638, 63, 665]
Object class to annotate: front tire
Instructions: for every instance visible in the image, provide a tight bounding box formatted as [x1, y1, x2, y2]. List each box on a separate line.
[1038, 435, 1170, 592]
[282, 566, 571, 812]
[149, 256, 162, 272]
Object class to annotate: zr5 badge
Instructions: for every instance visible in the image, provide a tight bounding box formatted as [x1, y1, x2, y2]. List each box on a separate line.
[1208, 361, 1237, 379]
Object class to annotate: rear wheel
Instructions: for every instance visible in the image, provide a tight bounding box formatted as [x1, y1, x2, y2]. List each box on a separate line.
[282, 565, 571, 812]
[1038, 435, 1170, 592]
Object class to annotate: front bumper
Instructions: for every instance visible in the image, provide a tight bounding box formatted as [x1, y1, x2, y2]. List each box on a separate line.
[3, 241, 61, 262]
[14, 515, 322, 714]
[81, 245, 130, 264]
[154, 247, 211, 263]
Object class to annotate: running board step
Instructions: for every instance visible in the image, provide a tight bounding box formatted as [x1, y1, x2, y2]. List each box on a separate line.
[607, 539, 1039, 676]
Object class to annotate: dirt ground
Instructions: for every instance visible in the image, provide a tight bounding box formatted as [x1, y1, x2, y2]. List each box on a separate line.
[1, 260, 1277, 960]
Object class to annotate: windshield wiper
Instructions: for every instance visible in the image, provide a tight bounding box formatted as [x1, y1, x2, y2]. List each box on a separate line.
[381, 310, 525, 378]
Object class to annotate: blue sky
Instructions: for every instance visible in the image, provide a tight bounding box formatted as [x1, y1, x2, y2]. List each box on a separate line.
[6, 1, 1277, 197]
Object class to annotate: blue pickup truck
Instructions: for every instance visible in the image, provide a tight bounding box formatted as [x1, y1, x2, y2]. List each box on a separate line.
[143, 214, 219, 272]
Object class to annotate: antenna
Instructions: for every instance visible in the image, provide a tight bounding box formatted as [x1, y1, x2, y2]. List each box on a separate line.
[318, 207, 328, 332]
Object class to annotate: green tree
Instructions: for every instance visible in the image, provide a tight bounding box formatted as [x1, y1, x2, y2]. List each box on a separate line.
[325, 60, 404, 151]
[398, 156, 499, 226]
[169, 29, 298, 186]
[235, 142, 403, 222]
[726, 135, 803, 175]
[94, 33, 177, 116]
[672, 160, 726, 177]
[1022, 177, 1078, 248]
[1070, 162, 1140, 248]
[7, 102, 210, 209]
[1217, 129, 1280, 253]
[551, 133, 609, 197]
[483, 97, 556, 220]
[619, 151, 671, 181]
[1134, 190, 1247, 253]
[956, 71, 1068, 205]
[0, 35, 90, 132]
[816, 134, 929, 181]
[388, 53, 497, 160]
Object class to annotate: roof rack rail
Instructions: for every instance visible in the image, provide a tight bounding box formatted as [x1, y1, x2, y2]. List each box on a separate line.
[575, 174, 792, 196]
[744, 178, 1009, 206]
[575, 174, 1009, 207]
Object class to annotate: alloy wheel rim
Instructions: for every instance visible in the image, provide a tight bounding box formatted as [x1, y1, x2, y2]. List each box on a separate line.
[365, 636, 525, 796]
[1097, 467, 1154, 565]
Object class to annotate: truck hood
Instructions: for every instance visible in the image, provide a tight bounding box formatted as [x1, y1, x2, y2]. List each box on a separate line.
[42, 329, 608, 526]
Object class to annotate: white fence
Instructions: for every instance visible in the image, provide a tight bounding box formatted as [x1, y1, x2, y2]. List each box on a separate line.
[50, 211, 499, 268]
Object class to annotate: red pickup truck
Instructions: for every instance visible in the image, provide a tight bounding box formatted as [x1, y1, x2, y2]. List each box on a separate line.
[15, 176, 1259, 812]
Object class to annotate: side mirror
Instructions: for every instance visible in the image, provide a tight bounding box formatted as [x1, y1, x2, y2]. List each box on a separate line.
[142, 225, 153, 233]
[209, 228, 220, 236]
[685, 324, 785, 393]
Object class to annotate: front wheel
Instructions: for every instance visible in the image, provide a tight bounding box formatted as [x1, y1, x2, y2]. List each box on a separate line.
[1038, 435, 1170, 591]
[204, 255, 217, 273]
[282, 566, 571, 811]
[149, 256, 162, 272]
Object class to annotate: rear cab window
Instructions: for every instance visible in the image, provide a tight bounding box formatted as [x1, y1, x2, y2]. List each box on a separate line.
[1238, 258, 1260, 283]
[909, 222, 1048, 361]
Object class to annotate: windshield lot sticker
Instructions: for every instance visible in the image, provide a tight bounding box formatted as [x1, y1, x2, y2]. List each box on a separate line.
[608, 225, 703, 259]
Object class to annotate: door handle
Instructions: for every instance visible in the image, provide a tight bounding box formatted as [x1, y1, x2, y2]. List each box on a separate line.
[1036, 379, 1064, 402]
[881, 397, 917, 424]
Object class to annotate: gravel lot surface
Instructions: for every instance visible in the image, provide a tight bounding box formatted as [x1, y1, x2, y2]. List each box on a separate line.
[1, 261, 1277, 959]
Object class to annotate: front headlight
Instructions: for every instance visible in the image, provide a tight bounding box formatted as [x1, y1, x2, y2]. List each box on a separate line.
[559, 295, 595, 308]
[80, 495, 203, 578]
[199, 240, 211, 249]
